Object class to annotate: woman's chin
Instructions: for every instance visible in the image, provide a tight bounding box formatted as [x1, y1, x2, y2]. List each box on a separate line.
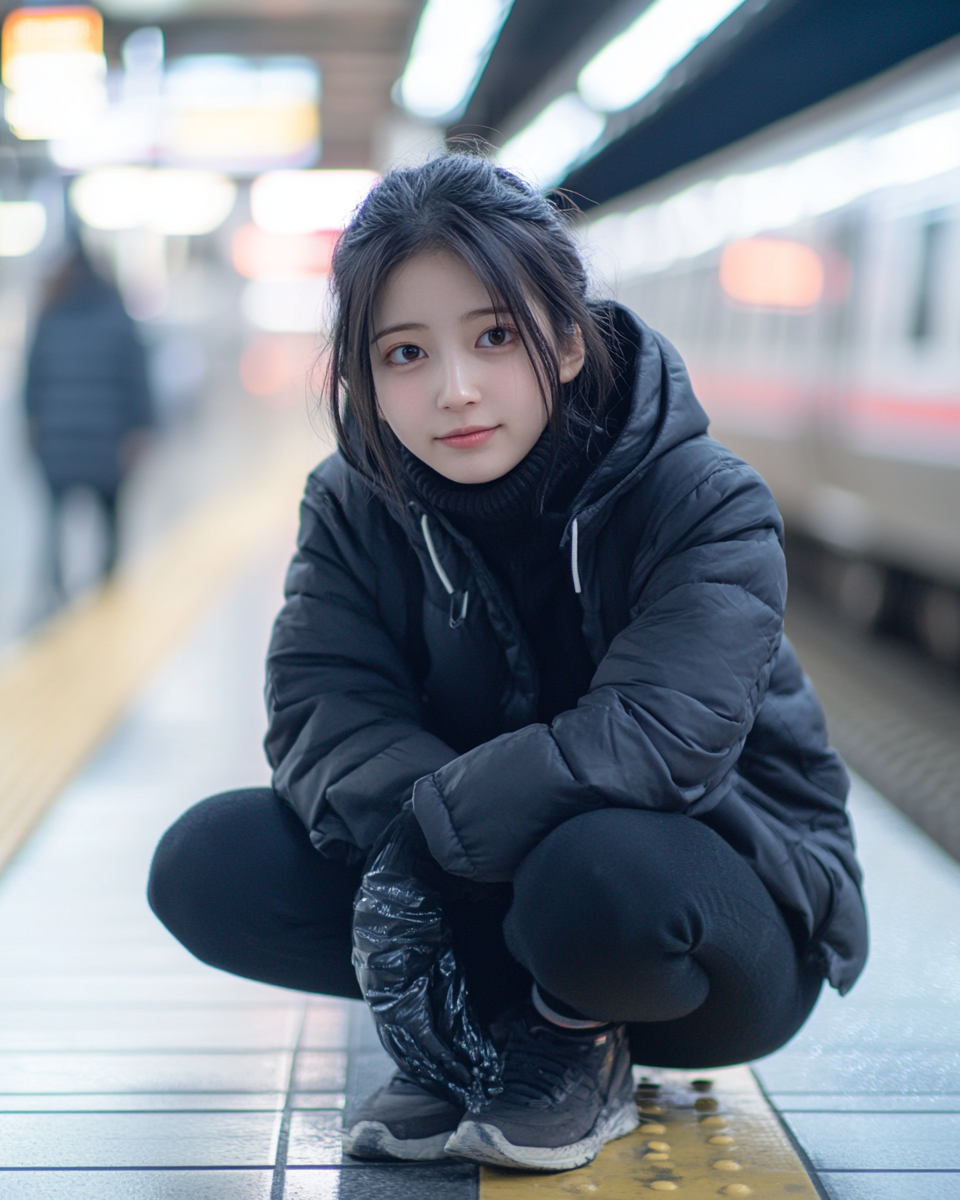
[427, 446, 530, 486]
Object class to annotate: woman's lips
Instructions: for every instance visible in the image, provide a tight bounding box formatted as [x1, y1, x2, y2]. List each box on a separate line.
[436, 426, 498, 449]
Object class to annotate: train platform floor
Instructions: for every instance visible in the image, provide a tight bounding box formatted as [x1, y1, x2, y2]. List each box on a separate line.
[0, 550, 958, 1197]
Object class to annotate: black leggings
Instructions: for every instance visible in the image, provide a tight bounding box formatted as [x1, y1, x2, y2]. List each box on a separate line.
[148, 790, 822, 1068]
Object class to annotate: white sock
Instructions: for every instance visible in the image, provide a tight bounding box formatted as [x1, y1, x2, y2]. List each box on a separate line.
[531, 983, 608, 1030]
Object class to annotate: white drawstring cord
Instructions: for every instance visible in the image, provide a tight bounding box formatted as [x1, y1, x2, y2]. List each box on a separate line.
[420, 513, 454, 595]
[421, 513, 469, 627]
[570, 517, 582, 594]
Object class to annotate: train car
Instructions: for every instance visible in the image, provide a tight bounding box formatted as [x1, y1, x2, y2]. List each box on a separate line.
[583, 38, 960, 664]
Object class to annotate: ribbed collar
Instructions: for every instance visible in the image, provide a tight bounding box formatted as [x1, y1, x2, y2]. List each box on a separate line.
[401, 431, 557, 525]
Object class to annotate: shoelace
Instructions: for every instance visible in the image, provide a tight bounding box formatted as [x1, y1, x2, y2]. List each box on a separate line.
[500, 1018, 599, 1103]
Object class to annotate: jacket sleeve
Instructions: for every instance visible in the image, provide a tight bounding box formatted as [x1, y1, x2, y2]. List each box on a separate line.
[412, 461, 786, 880]
[266, 470, 458, 862]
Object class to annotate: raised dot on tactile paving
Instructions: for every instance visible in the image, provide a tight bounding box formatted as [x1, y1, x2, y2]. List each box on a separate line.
[649, 1183, 677, 1192]
[694, 1096, 719, 1110]
[721, 1187, 752, 1197]
[700, 1115, 727, 1128]
[644, 1152, 671, 1162]
[640, 1102, 664, 1113]
[691, 1078, 713, 1092]
[708, 1134, 735, 1145]
[640, 1123, 667, 1134]
[712, 1160, 742, 1172]
[647, 1141, 671, 1151]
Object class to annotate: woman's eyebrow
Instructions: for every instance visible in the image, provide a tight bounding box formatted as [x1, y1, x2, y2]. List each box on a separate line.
[372, 321, 427, 342]
[462, 307, 505, 322]
[372, 308, 506, 342]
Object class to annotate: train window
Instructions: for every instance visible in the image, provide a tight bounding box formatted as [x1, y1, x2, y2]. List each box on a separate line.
[910, 216, 949, 343]
[824, 215, 861, 350]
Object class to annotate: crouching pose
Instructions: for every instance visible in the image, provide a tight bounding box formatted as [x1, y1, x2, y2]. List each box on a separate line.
[148, 153, 867, 1172]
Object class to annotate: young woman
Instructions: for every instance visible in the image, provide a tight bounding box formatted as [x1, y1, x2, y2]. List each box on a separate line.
[149, 153, 867, 1173]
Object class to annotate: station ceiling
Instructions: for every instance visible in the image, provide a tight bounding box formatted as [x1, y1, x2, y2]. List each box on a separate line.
[1, 0, 957, 195]
[0, 0, 423, 169]
[456, 0, 960, 208]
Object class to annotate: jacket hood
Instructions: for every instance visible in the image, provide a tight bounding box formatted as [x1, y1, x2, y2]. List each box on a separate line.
[564, 303, 709, 542]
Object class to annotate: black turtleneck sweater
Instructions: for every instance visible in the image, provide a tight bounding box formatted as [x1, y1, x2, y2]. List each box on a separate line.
[403, 430, 603, 724]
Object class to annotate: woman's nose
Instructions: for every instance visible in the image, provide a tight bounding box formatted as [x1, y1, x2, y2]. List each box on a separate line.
[437, 355, 481, 409]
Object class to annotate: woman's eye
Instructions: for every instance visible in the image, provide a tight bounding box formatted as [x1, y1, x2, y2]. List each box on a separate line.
[387, 344, 424, 364]
[478, 326, 513, 348]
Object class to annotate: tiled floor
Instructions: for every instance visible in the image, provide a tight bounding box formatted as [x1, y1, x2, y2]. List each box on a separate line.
[0, 549, 477, 1198]
[756, 775, 960, 1198]
[2, 542, 960, 1197]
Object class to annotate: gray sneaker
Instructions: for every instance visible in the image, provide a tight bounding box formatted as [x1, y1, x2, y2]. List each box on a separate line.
[342, 1071, 465, 1161]
[444, 1005, 638, 1171]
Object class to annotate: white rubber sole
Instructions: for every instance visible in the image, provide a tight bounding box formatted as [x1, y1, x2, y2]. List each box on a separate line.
[342, 1120, 454, 1162]
[443, 1095, 639, 1171]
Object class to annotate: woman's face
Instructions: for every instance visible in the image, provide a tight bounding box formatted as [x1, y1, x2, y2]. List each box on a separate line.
[370, 251, 584, 484]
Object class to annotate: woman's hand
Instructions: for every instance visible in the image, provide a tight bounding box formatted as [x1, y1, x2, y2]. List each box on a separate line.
[351, 806, 502, 1110]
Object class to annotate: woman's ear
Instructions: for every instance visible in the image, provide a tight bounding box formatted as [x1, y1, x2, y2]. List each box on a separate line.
[558, 325, 586, 384]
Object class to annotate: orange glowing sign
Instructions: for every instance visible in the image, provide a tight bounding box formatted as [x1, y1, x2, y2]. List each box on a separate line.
[2, 6, 102, 80]
[232, 224, 338, 280]
[719, 238, 824, 310]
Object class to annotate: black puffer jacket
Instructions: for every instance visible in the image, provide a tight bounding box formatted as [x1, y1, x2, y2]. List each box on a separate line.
[265, 306, 867, 995]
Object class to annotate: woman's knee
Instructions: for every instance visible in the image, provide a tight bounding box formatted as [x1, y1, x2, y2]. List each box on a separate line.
[148, 788, 288, 944]
[509, 808, 715, 944]
[503, 809, 738, 1023]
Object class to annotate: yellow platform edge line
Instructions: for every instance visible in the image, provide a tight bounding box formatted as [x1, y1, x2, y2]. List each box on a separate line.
[480, 1065, 819, 1198]
[0, 435, 311, 875]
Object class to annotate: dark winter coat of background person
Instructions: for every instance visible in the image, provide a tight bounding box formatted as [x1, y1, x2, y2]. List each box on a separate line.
[265, 305, 869, 998]
[26, 249, 152, 500]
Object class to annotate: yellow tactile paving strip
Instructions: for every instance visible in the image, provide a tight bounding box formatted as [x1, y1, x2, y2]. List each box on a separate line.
[0, 433, 314, 874]
[480, 1066, 819, 1198]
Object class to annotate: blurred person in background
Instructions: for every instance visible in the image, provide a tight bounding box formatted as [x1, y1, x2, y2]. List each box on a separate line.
[25, 243, 153, 601]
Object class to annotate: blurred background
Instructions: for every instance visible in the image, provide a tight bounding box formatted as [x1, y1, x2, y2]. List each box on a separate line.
[0, 0, 959, 695]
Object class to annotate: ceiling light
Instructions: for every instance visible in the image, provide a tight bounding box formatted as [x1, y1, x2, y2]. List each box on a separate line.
[498, 93, 605, 189]
[251, 170, 378, 235]
[148, 171, 237, 236]
[398, 0, 513, 121]
[70, 168, 236, 235]
[578, 0, 745, 114]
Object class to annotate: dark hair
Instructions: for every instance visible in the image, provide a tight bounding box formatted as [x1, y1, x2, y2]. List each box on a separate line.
[324, 152, 614, 498]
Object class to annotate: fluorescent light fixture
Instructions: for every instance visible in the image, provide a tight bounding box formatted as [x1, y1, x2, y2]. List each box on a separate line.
[498, 93, 605, 188]
[241, 278, 330, 334]
[251, 170, 378, 235]
[148, 171, 237, 236]
[584, 103, 960, 278]
[0, 201, 46, 255]
[399, 0, 513, 121]
[70, 168, 236, 235]
[578, 0, 745, 113]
